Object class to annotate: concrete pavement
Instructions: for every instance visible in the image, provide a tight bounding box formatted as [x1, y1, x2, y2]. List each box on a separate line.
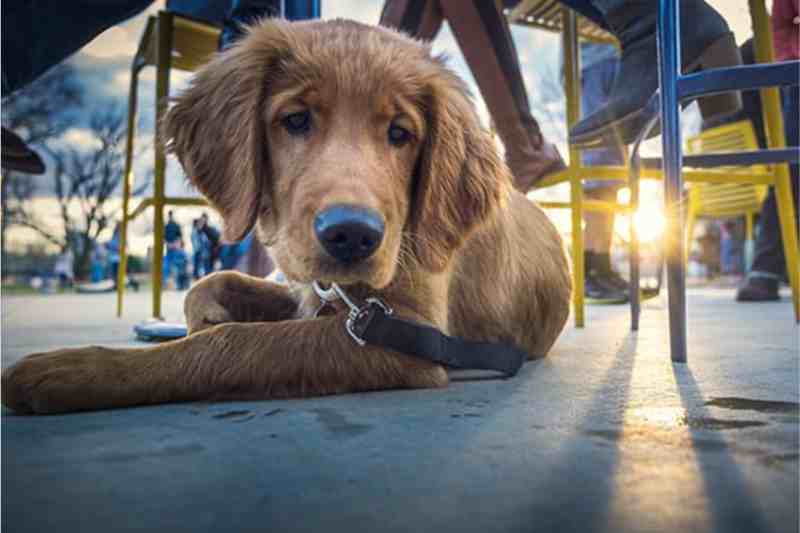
[2, 287, 798, 533]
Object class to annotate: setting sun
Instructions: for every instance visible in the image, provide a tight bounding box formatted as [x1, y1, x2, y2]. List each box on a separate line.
[616, 186, 667, 243]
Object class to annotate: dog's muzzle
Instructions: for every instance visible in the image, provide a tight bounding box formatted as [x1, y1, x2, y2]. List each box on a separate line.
[314, 204, 384, 264]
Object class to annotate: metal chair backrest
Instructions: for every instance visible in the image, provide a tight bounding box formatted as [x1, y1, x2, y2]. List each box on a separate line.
[136, 13, 221, 72]
[685, 120, 769, 217]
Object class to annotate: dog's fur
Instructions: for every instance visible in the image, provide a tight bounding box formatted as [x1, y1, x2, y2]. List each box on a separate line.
[1, 19, 570, 414]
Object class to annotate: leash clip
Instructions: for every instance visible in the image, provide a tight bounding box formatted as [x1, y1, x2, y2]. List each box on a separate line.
[312, 281, 393, 346]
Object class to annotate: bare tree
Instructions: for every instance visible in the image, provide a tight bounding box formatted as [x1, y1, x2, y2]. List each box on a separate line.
[1, 63, 81, 268]
[11, 106, 151, 279]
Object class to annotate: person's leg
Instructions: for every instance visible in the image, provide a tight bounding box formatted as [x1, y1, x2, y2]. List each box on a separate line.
[580, 53, 627, 301]
[193, 251, 202, 279]
[176, 252, 190, 290]
[738, 85, 800, 301]
[584, 186, 628, 300]
[110, 261, 120, 287]
[564, 0, 741, 147]
[584, 190, 616, 255]
[209, 246, 220, 272]
[435, 0, 565, 192]
[162, 251, 172, 285]
[2, 0, 154, 95]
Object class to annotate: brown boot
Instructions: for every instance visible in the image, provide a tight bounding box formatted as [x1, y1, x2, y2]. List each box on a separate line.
[502, 119, 566, 193]
[435, 0, 566, 192]
[381, 0, 566, 191]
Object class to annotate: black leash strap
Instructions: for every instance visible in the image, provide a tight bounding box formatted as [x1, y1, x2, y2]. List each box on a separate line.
[348, 300, 528, 378]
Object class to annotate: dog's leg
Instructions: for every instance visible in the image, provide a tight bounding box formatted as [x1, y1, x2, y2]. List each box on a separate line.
[184, 271, 298, 334]
[1, 311, 448, 414]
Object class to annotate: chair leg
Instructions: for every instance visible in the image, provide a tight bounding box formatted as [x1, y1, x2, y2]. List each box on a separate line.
[117, 62, 141, 318]
[629, 165, 640, 331]
[152, 11, 174, 320]
[775, 174, 800, 320]
[628, 112, 659, 331]
[562, 7, 584, 328]
[658, 0, 688, 363]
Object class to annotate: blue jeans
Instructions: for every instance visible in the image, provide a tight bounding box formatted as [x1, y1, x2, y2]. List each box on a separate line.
[163, 248, 191, 289]
[580, 53, 625, 191]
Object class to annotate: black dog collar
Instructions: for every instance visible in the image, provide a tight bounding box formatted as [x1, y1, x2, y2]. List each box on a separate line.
[312, 282, 528, 377]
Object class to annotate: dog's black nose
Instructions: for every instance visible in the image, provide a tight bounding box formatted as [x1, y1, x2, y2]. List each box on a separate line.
[314, 205, 385, 264]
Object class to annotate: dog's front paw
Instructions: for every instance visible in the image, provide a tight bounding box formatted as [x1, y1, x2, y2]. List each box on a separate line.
[184, 273, 237, 335]
[2, 347, 127, 414]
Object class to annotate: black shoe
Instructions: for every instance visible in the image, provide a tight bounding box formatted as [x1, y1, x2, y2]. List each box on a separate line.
[602, 267, 629, 292]
[2, 127, 45, 174]
[585, 251, 629, 290]
[736, 276, 780, 302]
[569, 1, 741, 148]
[586, 270, 629, 304]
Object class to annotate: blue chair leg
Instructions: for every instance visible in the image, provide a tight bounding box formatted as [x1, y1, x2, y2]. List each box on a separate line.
[657, 0, 688, 363]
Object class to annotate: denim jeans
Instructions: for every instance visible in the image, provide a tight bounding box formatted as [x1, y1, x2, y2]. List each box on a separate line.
[580, 50, 625, 191]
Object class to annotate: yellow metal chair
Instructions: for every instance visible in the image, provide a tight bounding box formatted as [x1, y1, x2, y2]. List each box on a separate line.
[117, 11, 221, 318]
[684, 120, 769, 265]
[507, 0, 799, 326]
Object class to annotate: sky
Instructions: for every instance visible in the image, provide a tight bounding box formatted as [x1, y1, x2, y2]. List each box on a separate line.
[4, 0, 760, 255]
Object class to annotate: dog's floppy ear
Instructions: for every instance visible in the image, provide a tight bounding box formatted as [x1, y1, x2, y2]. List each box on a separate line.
[163, 20, 292, 242]
[411, 65, 509, 271]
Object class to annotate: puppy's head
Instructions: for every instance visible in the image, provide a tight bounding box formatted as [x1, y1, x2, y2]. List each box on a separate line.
[165, 19, 509, 288]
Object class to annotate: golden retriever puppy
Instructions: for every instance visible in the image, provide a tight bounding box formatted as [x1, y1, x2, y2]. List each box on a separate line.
[2, 19, 571, 414]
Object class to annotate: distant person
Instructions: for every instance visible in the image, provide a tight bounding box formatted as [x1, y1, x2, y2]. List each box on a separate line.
[191, 218, 210, 279]
[719, 220, 745, 276]
[169, 238, 191, 290]
[163, 211, 189, 289]
[165, 210, 182, 247]
[106, 224, 122, 286]
[53, 248, 74, 289]
[90, 242, 107, 282]
[198, 213, 222, 273]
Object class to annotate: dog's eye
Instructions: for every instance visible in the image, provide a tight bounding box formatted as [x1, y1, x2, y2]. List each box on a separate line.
[388, 123, 412, 147]
[282, 111, 312, 135]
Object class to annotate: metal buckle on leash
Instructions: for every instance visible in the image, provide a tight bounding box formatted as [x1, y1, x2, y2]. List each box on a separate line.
[312, 281, 393, 346]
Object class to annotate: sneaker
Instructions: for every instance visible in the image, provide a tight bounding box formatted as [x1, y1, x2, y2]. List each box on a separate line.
[601, 268, 629, 292]
[586, 270, 629, 304]
[736, 276, 780, 302]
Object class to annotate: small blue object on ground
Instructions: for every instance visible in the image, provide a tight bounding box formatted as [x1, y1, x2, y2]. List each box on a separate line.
[133, 319, 188, 342]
